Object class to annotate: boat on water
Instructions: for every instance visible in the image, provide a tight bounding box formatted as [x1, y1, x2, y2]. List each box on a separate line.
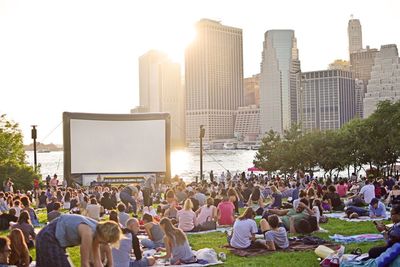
[187, 143, 211, 150]
[38, 149, 51, 153]
[223, 142, 236, 150]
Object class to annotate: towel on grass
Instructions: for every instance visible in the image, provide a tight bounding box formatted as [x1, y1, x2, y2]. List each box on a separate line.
[329, 233, 384, 244]
[223, 239, 338, 257]
[325, 212, 390, 222]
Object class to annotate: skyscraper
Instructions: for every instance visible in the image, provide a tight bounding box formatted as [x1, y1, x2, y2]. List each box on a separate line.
[301, 70, 356, 131]
[363, 44, 400, 117]
[348, 17, 363, 55]
[244, 74, 260, 106]
[138, 50, 185, 147]
[259, 30, 300, 134]
[185, 19, 244, 143]
[350, 46, 378, 117]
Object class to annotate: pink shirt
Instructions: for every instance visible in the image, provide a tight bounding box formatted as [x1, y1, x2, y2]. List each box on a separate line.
[336, 184, 348, 197]
[177, 209, 196, 232]
[217, 201, 235, 225]
[196, 205, 215, 226]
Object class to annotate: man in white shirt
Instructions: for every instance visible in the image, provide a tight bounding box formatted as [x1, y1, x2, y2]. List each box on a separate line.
[346, 180, 375, 206]
[359, 180, 376, 204]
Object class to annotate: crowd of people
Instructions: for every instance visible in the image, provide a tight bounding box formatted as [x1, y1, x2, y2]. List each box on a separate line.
[0, 171, 399, 266]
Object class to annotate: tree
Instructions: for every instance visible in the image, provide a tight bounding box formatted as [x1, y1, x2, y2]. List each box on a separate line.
[0, 114, 38, 190]
[254, 130, 281, 172]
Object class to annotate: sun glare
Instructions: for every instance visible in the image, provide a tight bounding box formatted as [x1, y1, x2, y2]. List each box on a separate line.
[162, 25, 196, 64]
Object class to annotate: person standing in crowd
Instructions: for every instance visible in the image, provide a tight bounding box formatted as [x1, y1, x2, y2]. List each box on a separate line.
[210, 170, 214, 183]
[143, 175, 156, 209]
[50, 174, 58, 190]
[119, 185, 139, 216]
[36, 214, 121, 267]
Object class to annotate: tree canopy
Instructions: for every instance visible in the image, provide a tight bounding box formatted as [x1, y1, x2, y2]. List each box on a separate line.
[0, 114, 38, 190]
[254, 100, 400, 177]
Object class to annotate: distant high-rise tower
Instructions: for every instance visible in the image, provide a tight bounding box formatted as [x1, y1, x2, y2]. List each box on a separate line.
[185, 19, 244, 143]
[301, 70, 356, 131]
[244, 74, 260, 106]
[138, 50, 185, 147]
[350, 46, 378, 117]
[259, 30, 301, 134]
[363, 44, 400, 117]
[348, 17, 363, 55]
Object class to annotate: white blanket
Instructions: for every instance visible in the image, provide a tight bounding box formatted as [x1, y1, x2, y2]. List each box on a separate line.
[325, 211, 390, 222]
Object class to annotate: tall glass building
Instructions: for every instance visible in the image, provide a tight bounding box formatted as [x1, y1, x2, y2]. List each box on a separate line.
[259, 30, 300, 134]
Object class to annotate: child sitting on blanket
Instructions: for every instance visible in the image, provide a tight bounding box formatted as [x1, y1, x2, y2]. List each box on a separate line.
[258, 215, 289, 250]
[155, 217, 197, 265]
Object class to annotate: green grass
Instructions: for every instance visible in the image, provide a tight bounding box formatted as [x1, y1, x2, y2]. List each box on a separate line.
[2, 210, 388, 267]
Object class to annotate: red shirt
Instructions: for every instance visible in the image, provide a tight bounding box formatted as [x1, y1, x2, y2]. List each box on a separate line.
[217, 201, 235, 225]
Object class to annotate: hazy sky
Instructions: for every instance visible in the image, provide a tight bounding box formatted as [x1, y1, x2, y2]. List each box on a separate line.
[0, 0, 399, 144]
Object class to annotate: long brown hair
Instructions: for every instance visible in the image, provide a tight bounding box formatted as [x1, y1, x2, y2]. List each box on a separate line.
[9, 228, 30, 266]
[238, 207, 255, 220]
[159, 217, 187, 246]
[18, 211, 31, 225]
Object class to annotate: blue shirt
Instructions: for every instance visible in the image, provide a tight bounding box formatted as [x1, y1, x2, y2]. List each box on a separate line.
[55, 214, 97, 247]
[369, 202, 386, 217]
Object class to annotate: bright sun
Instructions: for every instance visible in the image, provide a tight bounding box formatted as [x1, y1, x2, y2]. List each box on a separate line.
[159, 24, 197, 64]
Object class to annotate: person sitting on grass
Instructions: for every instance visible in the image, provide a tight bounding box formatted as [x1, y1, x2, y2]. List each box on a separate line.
[141, 213, 165, 249]
[217, 193, 235, 226]
[176, 199, 197, 232]
[323, 185, 344, 211]
[247, 187, 265, 215]
[112, 218, 156, 267]
[0, 208, 17, 231]
[0, 236, 12, 266]
[195, 197, 217, 227]
[10, 211, 36, 249]
[229, 207, 258, 249]
[258, 214, 289, 250]
[155, 217, 196, 265]
[47, 202, 62, 222]
[368, 204, 400, 258]
[36, 214, 121, 267]
[268, 186, 282, 209]
[117, 203, 130, 228]
[8, 228, 30, 267]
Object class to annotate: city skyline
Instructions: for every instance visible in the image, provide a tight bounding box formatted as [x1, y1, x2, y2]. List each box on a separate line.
[0, 0, 399, 143]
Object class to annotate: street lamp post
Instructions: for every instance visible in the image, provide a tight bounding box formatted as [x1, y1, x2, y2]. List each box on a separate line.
[199, 125, 205, 181]
[31, 125, 37, 172]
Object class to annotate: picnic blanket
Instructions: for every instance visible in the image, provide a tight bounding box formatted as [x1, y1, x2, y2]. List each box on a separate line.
[223, 239, 338, 257]
[329, 234, 384, 244]
[153, 261, 223, 267]
[325, 211, 390, 222]
[186, 227, 232, 235]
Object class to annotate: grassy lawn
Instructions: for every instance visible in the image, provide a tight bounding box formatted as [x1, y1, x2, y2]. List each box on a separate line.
[2, 209, 388, 267]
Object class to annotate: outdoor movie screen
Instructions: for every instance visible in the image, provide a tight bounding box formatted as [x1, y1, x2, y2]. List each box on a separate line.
[63, 112, 170, 176]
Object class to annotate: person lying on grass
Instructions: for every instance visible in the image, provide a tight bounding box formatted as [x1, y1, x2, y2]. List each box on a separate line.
[266, 198, 315, 233]
[345, 198, 386, 219]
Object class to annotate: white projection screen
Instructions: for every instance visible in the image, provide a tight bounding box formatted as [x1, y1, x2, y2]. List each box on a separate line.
[63, 112, 171, 184]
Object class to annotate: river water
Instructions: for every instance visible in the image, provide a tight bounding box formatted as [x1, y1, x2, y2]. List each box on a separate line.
[25, 149, 258, 182]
